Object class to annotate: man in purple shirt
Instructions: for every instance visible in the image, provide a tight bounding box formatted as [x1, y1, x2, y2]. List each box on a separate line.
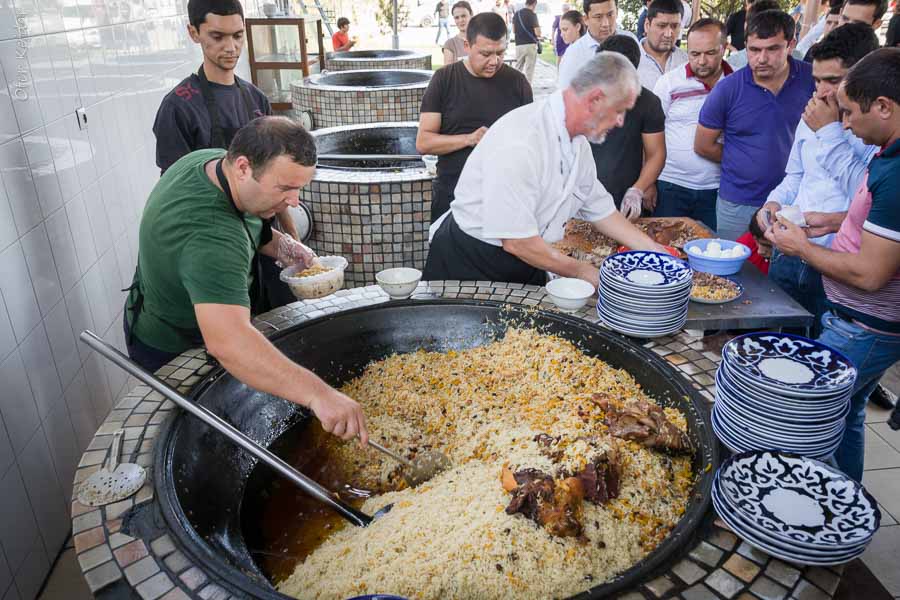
[694, 9, 815, 240]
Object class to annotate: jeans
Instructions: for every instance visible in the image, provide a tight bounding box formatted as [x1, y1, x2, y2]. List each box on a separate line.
[123, 311, 179, 373]
[818, 311, 900, 481]
[654, 181, 718, 231]
[769, 250, 827, 337]
[435, 17, 450, 42]
[715, 195, 758, 241]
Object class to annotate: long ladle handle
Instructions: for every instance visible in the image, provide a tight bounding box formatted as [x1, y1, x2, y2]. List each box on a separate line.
[79, 331, 373, 527]
[107, 429, 123, 471]
[367, 440, 414, 468]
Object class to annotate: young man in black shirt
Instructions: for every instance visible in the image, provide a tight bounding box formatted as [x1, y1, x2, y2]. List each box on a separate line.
[592, 35, 666, 220]
[725, 0, 751, 51]
[513, 0, 542, 82]
[152, 0, 299, 310]
[417, 12, 533, 222]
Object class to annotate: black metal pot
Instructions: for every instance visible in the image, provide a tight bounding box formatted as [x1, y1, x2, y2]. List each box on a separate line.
[155, 300, 718, 599]
[313, 124, 419, 170]
[313, 70, 431, 87]
[330, 50, 419, 59]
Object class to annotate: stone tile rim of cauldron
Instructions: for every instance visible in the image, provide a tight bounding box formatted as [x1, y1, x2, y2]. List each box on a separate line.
[294, 69, 434, 92]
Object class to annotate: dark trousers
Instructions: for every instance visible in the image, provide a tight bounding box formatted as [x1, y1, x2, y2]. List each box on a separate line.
[769, 250, 827, 337]
[123, 312, 179, 373]
[654, 181, 718, 231]
[430, 174, 460, 224]
[259, 254, 297, 312]
[423, 213, 546, 285]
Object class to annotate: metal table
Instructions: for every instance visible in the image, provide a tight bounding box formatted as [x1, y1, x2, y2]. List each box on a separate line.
[685, 262, 814, 333]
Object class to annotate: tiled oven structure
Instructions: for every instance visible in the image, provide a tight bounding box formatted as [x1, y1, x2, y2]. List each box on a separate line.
[291, 70, 431, 130]
[324, 52, 431, 72]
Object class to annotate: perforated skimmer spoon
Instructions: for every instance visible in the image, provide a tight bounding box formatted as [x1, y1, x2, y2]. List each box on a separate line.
[367, 440, 451, 487]
[76, 429, 147, 507]
[80, 331, 392, 527]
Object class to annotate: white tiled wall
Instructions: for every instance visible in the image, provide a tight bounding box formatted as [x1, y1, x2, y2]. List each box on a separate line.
[0, 0, 203, 597]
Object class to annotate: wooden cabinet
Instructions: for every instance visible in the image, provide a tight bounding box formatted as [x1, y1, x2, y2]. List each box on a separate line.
[245, 16, 326, 111]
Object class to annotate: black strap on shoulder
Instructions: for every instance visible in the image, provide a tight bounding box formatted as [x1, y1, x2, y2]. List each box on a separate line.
[215, 159, 265, 311]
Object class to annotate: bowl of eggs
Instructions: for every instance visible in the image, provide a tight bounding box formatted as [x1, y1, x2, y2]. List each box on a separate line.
[683, 238, 750, 275]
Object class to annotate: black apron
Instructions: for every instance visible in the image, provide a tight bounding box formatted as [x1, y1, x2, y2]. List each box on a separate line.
[422, 213, 546, 286]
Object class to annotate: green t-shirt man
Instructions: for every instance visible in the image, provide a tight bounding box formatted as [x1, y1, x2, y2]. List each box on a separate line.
[126, 149, 263, 354]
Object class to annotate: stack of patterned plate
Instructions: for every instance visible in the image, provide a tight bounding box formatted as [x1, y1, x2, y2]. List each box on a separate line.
[713, 450, 881, 565]
[597, 251, 693, 337]
[712, 333, 856, 461]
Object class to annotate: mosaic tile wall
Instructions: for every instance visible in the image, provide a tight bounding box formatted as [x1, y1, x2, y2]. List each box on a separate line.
[324, 55, 432, 71]
[302, 177, 432, 286]
[291, 80, 428, 130]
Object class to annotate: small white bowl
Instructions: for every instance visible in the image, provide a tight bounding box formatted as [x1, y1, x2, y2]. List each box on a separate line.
[545, 277, 595, 312]
[376, 267, 423, 299]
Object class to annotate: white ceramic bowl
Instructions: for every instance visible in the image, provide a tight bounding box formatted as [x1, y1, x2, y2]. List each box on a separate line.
[545, 277, 595, 311]
[376, 267, 423, 299]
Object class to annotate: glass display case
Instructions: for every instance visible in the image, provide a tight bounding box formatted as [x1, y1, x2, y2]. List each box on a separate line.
[246, 16, 326, 110]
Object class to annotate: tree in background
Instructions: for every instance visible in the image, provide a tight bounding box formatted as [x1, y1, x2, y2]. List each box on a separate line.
[376, 0, 410, 33]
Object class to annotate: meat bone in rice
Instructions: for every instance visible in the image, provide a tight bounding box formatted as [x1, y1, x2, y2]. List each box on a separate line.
[592, 394, 693, 454]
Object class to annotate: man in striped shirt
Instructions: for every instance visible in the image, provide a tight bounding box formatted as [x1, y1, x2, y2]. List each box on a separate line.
[652, 18, 732, 230]
[768, 48, 900, 482]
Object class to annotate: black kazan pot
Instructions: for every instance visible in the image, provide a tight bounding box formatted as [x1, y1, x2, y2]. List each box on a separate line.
[154, 300, 718, 599]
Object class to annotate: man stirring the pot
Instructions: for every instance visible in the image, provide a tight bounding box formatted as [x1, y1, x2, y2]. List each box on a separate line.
[125, 117, 369, 444]
[423, 53, 664, 287]
[153, 0, 298, 310]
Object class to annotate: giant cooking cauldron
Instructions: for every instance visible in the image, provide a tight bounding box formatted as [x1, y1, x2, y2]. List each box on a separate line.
[155, 300, 718, 599]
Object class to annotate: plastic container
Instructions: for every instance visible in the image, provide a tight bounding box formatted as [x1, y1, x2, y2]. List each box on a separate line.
[376, 267, 422, 299]
[280, 256, 348, 300]
[422, 154, 438, 176]
[545, 277, 595, 311]
[682, 238, 750, 275]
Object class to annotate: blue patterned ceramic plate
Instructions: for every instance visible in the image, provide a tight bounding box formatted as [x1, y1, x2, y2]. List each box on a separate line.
[717, 451, 880, 548]
[601, 251, 693, 288]
[722, 333, 857, 394]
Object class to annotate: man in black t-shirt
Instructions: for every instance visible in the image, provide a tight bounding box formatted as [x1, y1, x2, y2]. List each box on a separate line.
[513, 0, 542, 82]
[592, 35, 666, 219]
[417, 12, 533, 222]
[152, 0, 297, 311]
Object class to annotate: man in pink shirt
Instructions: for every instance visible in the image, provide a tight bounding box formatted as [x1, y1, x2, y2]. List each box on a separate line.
[768, 48, 900, 482]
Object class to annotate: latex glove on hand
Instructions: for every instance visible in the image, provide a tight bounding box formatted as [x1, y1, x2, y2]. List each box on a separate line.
[620, 187, 643, 222]
[277, 235, 317, 270]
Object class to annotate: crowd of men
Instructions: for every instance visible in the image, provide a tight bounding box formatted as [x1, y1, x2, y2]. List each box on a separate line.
[419, 0, 900, 481]
[124, 0, 899, 476]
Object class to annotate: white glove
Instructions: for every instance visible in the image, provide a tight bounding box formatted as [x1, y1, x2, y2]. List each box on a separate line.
[620, 187, 643, 222]
[276, 235, 317, 270]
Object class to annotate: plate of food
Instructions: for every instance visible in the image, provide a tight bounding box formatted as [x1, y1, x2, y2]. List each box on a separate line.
[690, 272, 743, 304]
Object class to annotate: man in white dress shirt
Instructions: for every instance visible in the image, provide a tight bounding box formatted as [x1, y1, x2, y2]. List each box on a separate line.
[557, 0, 639, 88]
[423, 53, 664, 287]
[756, 23, 879, 334]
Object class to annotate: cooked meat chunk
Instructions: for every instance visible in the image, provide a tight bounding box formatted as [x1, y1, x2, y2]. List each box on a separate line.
[574, 454, 620, 504]
[593, 395, 693, 454]
[504, 469, 583, 537]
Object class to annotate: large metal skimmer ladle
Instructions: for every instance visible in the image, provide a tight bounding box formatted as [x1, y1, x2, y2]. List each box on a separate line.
[76, 429, 147, 507]
[80, 331, 391, 527]
[367, 440, 452, 487]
